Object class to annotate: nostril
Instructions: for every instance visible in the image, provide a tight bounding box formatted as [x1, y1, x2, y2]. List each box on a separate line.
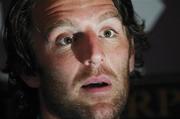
[93, 55, 104, 63]
[100, 58, 104, 62]
[84, 60, 91, 66]
[84, 54, 104, 67]
[84, 60, 97, 67]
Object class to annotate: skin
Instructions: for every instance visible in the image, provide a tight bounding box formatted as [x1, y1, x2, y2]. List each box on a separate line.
[24, 0, 134, 119]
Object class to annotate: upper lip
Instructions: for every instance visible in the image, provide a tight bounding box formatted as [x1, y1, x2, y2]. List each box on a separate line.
[81, 75, 112, 87]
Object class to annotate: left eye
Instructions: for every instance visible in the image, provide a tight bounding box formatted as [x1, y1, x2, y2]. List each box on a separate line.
[102, 29, 116, 38]
[55, 36, 74, 46]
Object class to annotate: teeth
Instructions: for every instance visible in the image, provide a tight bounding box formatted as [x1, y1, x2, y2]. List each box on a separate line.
[83, 82, 108, 88]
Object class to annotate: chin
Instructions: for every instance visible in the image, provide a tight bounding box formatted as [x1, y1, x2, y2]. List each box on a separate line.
[89, 103, 119, 119]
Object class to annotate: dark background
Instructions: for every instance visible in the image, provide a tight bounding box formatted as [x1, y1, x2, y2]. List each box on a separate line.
[0, 0, 180, 119]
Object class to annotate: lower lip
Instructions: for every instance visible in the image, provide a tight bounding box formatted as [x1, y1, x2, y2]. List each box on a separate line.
[82, 85, 112, 94]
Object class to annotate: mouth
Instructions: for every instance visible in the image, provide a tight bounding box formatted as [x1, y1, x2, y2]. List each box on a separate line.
[81, 75, 112, 94]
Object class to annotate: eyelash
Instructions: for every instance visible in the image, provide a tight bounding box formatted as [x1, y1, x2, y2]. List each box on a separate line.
[99, 28, 118, 38]
[55, 35, 74, 47]
[54, 28, 118, 47]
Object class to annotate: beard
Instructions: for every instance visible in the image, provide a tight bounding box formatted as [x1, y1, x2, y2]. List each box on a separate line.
[38, 63, 129, 119]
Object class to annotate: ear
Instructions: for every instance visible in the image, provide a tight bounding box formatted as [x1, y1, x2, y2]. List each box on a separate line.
[21, 75, 40, 88]
[129, 38, 135, 73]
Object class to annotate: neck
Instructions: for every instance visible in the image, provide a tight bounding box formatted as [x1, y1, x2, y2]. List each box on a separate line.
[40, 102, 61, 119]
[39, 92, 59, 119]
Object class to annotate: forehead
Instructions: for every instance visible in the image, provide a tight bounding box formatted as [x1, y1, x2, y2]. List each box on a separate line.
[35, 0, 115, 9]
[32, 0, 119, 31]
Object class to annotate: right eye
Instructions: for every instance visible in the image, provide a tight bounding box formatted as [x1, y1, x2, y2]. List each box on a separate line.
[55, 36, 74, 46]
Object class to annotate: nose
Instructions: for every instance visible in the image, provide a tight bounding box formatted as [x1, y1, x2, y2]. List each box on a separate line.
[73, 31, 105, 68]
[84, 42, 104, 67]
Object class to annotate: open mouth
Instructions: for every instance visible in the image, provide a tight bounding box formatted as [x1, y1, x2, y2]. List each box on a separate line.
[81, 75, 112, 93]
[82, 82, 110, 88]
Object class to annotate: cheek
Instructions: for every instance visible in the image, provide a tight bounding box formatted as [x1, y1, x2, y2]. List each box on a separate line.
[52, 53, 80, 72]
[45, 56, 80, 84]
[35, 45, 80, 80]
[106, 44, 130, 72]
[110, 52, 128, 68]
[39, 53, 81, 92]
[35, 42, 78, 73]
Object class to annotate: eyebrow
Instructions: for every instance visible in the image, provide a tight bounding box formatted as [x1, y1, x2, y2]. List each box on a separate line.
[98, 11, 122, 24]
[44, 19, 77, 36]
[43, 11, 121, 36]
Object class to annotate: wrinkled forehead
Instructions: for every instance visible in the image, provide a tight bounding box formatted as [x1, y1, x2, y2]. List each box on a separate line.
[34, 0, 115, 11]
[32, 0, 119, 31]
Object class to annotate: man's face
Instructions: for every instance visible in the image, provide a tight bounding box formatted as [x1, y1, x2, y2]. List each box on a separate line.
[31, 0, 134, 119]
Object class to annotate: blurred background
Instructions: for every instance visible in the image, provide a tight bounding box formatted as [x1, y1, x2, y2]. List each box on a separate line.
[0, 0, 180, 119]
